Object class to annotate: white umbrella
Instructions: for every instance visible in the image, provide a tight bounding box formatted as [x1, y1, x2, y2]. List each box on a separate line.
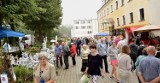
[134, 25, 160, 32]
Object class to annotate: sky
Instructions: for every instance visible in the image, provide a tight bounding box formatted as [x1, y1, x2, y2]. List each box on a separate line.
[61, 0, 101, 25]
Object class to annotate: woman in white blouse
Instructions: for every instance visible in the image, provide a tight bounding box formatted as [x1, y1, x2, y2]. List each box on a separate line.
[117, 45, 132, 83]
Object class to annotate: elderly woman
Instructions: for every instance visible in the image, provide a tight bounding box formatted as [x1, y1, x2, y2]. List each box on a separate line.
[117, 45, 132, 83]
[81, 44, 89, 73]
[33, 52, 56, 83]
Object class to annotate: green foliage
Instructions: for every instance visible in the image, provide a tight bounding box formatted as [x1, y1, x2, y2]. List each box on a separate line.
[0, 0, 40, 30]
[25, 47, 40, 54]
[14, 66, 33, 83]
[0, 0, 62, 44]
[24, 0, 62, 43]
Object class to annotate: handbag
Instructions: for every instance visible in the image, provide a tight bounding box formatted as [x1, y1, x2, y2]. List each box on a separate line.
[67, 51, 71, 56]
[79, 74, 89, 83]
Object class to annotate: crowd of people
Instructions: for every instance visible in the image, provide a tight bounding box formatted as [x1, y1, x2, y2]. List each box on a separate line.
[33, 36, 160, 83]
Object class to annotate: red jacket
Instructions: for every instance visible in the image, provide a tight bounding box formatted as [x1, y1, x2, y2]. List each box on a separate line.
[70, 44, 76, 55]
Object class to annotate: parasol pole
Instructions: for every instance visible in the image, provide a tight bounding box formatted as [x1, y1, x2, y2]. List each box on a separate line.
[6, 36, 9, 53]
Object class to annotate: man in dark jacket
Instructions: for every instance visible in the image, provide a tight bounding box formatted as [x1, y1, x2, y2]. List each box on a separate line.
[61, 42, 70, 69]
[129, 39, 138, 71]
[136, 33, 141, 46]
[76, 38, 81, 56]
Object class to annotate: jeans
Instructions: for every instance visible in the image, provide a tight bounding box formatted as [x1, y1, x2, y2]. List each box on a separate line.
[76, 47, 81, 55]
[130, 54, 137, 70]
[63, 55, 69, 68]
[101, 55, 109, 72]
[81, 59, 88, 72]
[56, 55, 63, 67]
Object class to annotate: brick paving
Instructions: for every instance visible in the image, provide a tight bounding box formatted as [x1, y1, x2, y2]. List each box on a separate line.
[56, 56, 138, 83]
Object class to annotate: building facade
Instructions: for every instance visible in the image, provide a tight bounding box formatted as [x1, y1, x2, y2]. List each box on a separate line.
[71, 19, 98, 38]
[97, 0, 160, 35]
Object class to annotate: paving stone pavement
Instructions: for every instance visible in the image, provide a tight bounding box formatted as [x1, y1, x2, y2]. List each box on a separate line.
[56, 56, 138, 83]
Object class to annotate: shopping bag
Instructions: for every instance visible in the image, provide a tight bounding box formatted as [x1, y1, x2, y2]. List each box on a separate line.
[79, 74, 89, 83]
[0, 74, 8, 83]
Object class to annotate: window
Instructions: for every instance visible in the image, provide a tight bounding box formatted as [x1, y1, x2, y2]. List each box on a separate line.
[117, 18, 120, 26]
[104, 10, 106, 16]
[81, 20, 85, 24]
[122, 15, 126, 25]
[75, 26, 79, 29]
[75, 21, 79, 24]
[87, 26, 92, 29]
[88, 31, 92, 34]
[139, 8, 145, 21]
[111, 5, 113, 12]
[81, 26, 85, 29]
[128, 0, 132, 3]
[130, 12, 134, 23]
[116, 1, 118, 9]
[121, 0, 124, 6]
[100, 13, 102, 18]
[107, 8, 109, 15]
[87, 20, 91, 23]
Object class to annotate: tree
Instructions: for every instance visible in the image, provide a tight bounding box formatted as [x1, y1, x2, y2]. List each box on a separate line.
[0, 0, 62, 44]
[0, 0, 42, 45]
[24, 0, 62, 43]
[0, 0, 40, 30]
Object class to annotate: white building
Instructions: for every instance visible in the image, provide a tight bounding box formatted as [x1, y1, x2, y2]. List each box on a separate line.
[71, 19, 98, 38]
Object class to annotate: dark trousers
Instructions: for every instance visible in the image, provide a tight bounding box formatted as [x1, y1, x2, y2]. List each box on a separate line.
[56, 55, 63, 67]
[72, 55, 76, 65]
[130, 54, 137, 70]
[76, 47, 81, 55]
[101, 55, 109, 72]
[63, 55, 69, 68]
[81, 59, 88, 72]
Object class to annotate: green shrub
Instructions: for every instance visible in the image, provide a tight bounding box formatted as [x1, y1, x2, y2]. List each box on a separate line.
[14, 66, 33, 83]
[25, 47, 40, 54]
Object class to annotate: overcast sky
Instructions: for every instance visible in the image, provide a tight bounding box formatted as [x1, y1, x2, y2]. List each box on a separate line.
[61, 0, 101, 25]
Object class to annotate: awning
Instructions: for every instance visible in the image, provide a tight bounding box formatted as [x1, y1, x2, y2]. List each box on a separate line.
[134, 25, 160, 32]
[96, 32, 109, 36]
[0, 27, 25, 39]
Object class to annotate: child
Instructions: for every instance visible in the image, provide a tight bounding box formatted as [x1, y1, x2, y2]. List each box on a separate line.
[85, 43, 104, 83]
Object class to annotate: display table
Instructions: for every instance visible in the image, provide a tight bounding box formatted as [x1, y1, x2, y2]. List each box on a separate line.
[2, 47, 19, 53]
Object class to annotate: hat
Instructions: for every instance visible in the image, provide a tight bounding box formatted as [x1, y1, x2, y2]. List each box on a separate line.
[38, 52, 48, 59]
